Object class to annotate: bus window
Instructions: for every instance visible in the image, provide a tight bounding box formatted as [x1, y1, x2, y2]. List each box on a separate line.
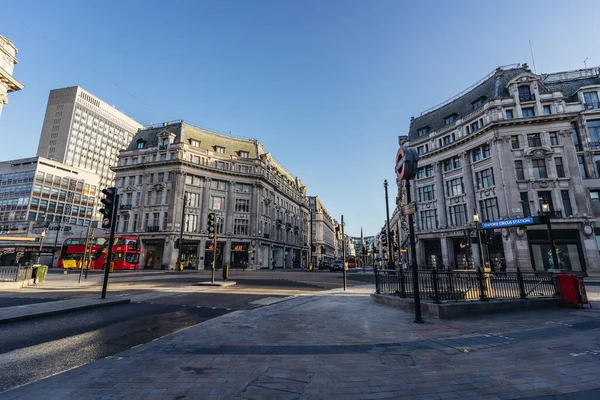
[127, 240, 140, 250]
[125, 253, 139, 263]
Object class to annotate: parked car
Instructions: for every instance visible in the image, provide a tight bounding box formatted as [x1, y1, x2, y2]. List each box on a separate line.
[330, 260, 344, 272]
[318, 261, 331, 270]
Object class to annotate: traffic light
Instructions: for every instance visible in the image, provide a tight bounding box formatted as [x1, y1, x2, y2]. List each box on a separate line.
[99, 187, 117, 229]
[207, 213, 216, 239]
[174, 238, 180, 249]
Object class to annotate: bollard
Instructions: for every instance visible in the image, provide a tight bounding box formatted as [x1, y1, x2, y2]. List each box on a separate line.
[222, 264, 229, 281]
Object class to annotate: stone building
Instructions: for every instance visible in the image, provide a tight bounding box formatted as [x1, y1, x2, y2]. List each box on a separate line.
[398, 64, 600, 275]
[308, 196, 336, 266]
[0, 35, 23, 116]
[113, 121, 309, 270]
[36, 86, 142, 189]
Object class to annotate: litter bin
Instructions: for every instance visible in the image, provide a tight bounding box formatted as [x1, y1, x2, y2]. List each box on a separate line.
[222, 264, 229, 281]
[179, 262, 184, 271]
[109, 262, 114, 273]
[557, 274, 590, 308]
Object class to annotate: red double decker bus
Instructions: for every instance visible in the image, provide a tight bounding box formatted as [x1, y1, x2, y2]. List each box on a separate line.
[58, 235, 141, 270]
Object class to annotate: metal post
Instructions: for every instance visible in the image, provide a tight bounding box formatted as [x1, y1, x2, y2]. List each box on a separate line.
[477, 266, 488, 301]
[211, 229, 217, 284]
[101, 194, 119, 299]
[383, 180, 394, 269]
[405, 179, 423, 323]
[85, 231, 94, 279]
[177, 192, 187, 271]
[476, 225, 485, 270]
[517, 267, 526, 299]
[341, 215, 347, 291]
[309, 209, 313, 269]
[49, 211, 63, 268]
[546, 214, 559, 270]
[37, 230, 46, 265]
[78, 223, 92, 283]
[432, 268, 441, 304]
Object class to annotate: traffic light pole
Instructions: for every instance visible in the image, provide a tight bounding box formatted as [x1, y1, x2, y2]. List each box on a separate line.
[101, 194, 119, 299]
[212, 230, 217, 284]
[405, 179, 423, 323]
[384, 180, 394, 269]
[341, 214, 347, 292]
[176, 192, 187, 271]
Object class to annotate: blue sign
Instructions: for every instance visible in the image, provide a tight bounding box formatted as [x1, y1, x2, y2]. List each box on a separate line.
[481, 217, 534, 229]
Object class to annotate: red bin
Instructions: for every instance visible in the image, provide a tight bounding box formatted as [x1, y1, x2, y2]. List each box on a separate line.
[557, 274, 590, 308]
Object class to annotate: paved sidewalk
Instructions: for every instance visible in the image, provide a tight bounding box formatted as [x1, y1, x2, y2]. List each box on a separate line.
[0, 297, 130, 324]
[2, 286, 600, 399]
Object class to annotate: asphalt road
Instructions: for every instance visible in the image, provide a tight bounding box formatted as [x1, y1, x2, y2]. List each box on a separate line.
[0, 270, 375, 394]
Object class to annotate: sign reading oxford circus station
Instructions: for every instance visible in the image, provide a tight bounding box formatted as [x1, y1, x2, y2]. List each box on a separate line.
[481, 217, 534, 229]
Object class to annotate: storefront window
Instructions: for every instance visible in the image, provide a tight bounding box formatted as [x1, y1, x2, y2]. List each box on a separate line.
[528, 230, 584, 272]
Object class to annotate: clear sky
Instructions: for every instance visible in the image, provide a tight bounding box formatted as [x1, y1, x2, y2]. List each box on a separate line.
[1, 0, 599, 236]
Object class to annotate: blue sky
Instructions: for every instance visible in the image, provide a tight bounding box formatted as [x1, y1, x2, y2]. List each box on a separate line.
[1, 0, 599, 236]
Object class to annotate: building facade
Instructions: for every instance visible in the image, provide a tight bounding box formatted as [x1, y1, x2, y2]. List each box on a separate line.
[398, 64, 600, 275]
[36, 86, 142, 189]
[0, 35, 23, 116]
[308, 196, 336, 266]
[114, 121, 309, 270]
[0, 157, 100, 265]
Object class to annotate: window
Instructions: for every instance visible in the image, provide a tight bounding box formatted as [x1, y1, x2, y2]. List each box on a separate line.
[122, 214, 129, 233]
[215, 161, 226, 170]
[155, 191, 162, 205]
[184, 214, 197, 232]
[532, 159, 548, 179]
[146, 191, 152, 205]
[235, 198, 250, 213]
[166, 189, 171, 203]
[143, 213, 149, 230]
[506, 109, 514, 119]
[472, 147, 482, 162]
[472, 98, 484, 110]
[152, 212, 160, 228]
[515, 160, 525, 180]
[578, 155, 588, 179]
[440, 134, 454, 146]
[595, 155, 600, 178]
[476, 168, 495, 189]
[213, 180, 227, 190]
[518, 86, 533, 102]
[190, 139, 200, 147]
[470, 120, 480, 133]
[444, 115, 456, 125]
[420, 210, 438, 230]
[132, 158, 138, 165]
[158, 172, 164, 182]
[572, 122, 583, 151]
[555, 157, 565, 178]
[520, 192, 531, 217]
[537, 191, 554, 212]
[527, 133, 542, 147]
[211, 196, 224, 210]
[417, 145, 428, 155]
[149, 174, 154, 184]
[234, 218, 249, 235]
[543, 105, 552, 115]
[168, 172, 173, 182]
[448, 204, 467, 227]
[133, 214, 138, 231]
[511, 135, 520, 149]
[562, 190, 573, 217]
[235, 183, 251, 193]
[162, 212, 168, 230]
[522, 107, 535, 117]
[239, 151, 249, 158]
[129, 176, 135, 186]
[588, 120, 600, 149]
[482, 144, 490, 158]
[446, 177, 464, 197]
[479, 197, 499, 221]
[215, 146, 225, 154]
[584, 91, 600, 110]
[160, 153, 167, 161]
[418, 185, 436, 202]
[417, 127, 429, 137]
[136, 141, 144, 149]
[549, 132, 559, 146]
[591, 191, 600, 213]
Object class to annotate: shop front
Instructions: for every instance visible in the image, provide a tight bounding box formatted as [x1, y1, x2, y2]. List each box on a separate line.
[204, 241, 224, 269]
[422, 239, 442, 269]
[452, 237, 472, 269]
[180, 241, 199, 270]
[293, 249, 302, 268]
[528, 229, 586, 273]
[230, 243, 249, 269]
[142, 240, 165, 269]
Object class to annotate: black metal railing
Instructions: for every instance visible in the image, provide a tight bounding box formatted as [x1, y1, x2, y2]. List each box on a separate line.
[0, 265, 48, 283]
[519, 93, 535, 102]
[119, 204, 132, 210]
[375, 268, 558, 302]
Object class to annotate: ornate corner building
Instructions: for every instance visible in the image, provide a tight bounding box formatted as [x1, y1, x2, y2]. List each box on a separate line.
[397, 64, 600, 275]
[113, 121, 309, 270]
[0, 35, 24, 116]
[308, 196, 336, 266]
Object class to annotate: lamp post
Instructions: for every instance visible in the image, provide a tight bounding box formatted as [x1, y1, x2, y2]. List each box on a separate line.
[383, 180, 395, 269]
[37, 230, 46, 265]
[176, 192, 188, 271]
[541, 198, 559, 269]
[473, 209, 485, 269]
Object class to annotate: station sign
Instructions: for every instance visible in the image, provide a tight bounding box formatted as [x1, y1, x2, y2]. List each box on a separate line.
[481, 217, 534, 229]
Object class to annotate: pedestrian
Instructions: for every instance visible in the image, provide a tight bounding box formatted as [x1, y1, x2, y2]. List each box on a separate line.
[271, 258, 275, 270]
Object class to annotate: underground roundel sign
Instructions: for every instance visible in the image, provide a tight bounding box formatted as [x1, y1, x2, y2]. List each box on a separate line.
[396, 146, 419, 181]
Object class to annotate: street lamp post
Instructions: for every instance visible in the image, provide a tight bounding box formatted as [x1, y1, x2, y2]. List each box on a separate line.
[383, 180, 395, 269]
[176, 192, 188, 271]
[37, 230, 46, 265]
[541, 198, 559, 269]
[473, 209, 485, 269]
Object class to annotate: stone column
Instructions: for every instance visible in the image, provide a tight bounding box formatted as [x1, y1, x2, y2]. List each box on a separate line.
[226, 181, 235, 234]
[462, 152, 477, 217]
[490, 139, 508, 218]
[434, 162, 447, 228]
[561, 130, 587, 215]
[163, 237, 177, 270]
[223, 239, 231, 266]
[250, 184, 260, 236]
[200, 178, 211, 233]
[198, 238, 206, 270]
[440, 236, 451, 268]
